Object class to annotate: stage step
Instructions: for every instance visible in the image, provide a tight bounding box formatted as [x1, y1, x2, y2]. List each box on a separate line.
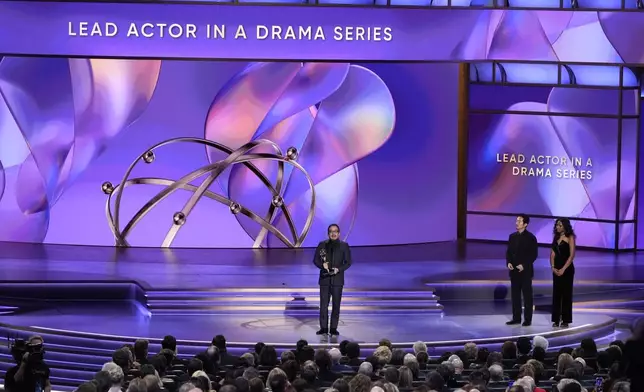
[0, 304, 19, 315]
[145, 288, 443, 315]
[574, 299, 644, 308]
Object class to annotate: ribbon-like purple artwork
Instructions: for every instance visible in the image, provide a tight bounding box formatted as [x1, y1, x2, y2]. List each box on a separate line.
[467, 85, 639, 249]
[204, 62, 395, 247]
[0, 1, 642, 248]
[0, 57, 160, 242]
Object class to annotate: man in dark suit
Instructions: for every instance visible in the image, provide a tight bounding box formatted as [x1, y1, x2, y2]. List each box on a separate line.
[624, 318, 644, 392]
[506, 213, 538, 326]
[313, 223, 352, 336]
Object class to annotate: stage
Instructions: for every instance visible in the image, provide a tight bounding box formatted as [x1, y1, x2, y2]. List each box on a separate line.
[0, 241, 643, 389]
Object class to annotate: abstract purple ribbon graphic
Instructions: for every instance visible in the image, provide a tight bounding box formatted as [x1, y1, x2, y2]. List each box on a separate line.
[105, 62, 395, 248]
[0, 57, 160, 242]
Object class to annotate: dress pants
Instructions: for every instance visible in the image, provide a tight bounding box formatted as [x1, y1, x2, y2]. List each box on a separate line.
[510, 271, 533, 323]
[319, 285, 343, 330]
[552, 271, 574, 323]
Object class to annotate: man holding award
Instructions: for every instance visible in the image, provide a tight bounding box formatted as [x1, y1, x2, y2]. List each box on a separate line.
[314, 224, 353, 336]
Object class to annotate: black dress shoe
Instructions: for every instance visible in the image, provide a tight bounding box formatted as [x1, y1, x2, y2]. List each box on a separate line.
[506, 320, 521, 325]
[552, 322, 560, 328]
[522, 321, 532, 327]
[330, 329, 340, 336]
[316, 329, 328, 335]
[560, 323, 570, 328]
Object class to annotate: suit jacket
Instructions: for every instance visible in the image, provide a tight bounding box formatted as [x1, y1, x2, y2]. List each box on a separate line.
[505, 230, 539, 277]
[624, 338, 644, 391]
[313, 240, 352, 286]
[506, 230, 538, 277]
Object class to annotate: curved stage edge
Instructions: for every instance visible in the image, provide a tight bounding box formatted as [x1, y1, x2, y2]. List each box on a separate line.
[0, 241, 642, 390]
[0, 313, 618, 350]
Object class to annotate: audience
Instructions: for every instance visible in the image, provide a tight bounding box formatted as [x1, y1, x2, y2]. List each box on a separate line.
[329, 349, 352, 373]
[623, 318, 644, 391]
[15, 330, 629, 392]
[101, 362, 125, 392]
[213, 336, 236, 367]
[135, 340, 150, 366]
[516, 337, 532, 365]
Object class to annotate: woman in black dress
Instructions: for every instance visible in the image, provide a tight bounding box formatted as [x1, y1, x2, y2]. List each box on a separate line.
[550, 218, 576, 328]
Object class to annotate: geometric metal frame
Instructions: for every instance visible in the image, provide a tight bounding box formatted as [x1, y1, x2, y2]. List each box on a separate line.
[103, 137, 316, 248]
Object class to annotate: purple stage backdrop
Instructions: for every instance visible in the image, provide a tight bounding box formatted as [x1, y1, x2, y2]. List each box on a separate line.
[466, 84, 639, 249]
[638, 99, 644, 249]
[0, 59, 459, 248]
[0, 2, 643, 65]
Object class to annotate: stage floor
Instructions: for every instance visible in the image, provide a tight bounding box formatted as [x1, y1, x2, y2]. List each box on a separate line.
[0, 241, 642, 390]
[1, 241, 644, 289]
[0, 241, 641, 345]
[0, 307, 618, 348]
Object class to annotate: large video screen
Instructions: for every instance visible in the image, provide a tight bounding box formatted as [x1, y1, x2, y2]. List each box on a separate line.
[0, 58, 459, 248]
[466, 83, 639, 249]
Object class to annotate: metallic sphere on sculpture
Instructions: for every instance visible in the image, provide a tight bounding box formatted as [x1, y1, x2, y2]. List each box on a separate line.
[271, 195, 284, 208]
[229, 202, 242, 214]
[173, 212, 186, 226]
[143, 151, 155, 164]
[104, 137, 316, 248]
[101, 181, 114, 195]
[286, 147, 298, 161]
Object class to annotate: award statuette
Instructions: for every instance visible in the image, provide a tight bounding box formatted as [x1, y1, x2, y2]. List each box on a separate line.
[320, 248, 336, 277]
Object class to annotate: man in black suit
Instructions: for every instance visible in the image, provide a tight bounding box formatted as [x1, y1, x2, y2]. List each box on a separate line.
[313, 223, 352, 336]
[506, 213, 538, 327]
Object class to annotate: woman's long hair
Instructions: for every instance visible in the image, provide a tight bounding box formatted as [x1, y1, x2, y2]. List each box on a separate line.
[556, 353, 575, 376]
[398, 366, 413, 389]
[553, 218, 575, 243]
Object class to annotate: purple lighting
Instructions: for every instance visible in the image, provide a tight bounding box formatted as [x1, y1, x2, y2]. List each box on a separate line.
[0, 57, 160, 243]
[204, 62, 394, 247]
[0, 4, 643, 63]
[467, 83, 639, 249]
[0, 61, 458, 247]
